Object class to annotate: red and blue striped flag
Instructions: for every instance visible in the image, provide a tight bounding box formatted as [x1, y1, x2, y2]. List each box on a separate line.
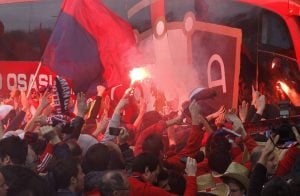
[42, 0, 137, 95]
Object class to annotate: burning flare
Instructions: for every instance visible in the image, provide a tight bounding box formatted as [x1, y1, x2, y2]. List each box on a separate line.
[278, 81, 290, 94]
[278, 80, 300, 106]
[129, 67, 150, 85]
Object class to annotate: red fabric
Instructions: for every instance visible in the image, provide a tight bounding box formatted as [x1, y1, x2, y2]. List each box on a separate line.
[37, 143, 54, 173]
[128, 175, 176, 196]
[134, 120, 167, 156]
[276, 146, 300, 176]
[183, 176, 197, 196]
[243, 135, 258, 153]
[231, 146, 243, 158]
[164, 125, 205, 171]
[196, 158, 211, 176]
[85, 189, 101, 196]
[128, 173, 196, 196]
[62, 0, 138, 86]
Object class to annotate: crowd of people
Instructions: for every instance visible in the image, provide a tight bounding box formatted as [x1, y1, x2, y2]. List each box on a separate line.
[0, 76, 299, 196]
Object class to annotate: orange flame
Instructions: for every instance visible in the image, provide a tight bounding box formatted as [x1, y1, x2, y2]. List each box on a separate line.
[278, 81, 290, 94]
[129, 67, 150, 85]
[271, 62, 276, 69]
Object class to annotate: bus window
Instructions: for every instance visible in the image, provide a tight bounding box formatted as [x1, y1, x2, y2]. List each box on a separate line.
[0, 0, 62, 61]
[260, 10, 295, 58]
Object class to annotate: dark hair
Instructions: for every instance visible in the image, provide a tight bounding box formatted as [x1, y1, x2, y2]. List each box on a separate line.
[107, 147, 125, 170]
[157, 169, 186, 195]
[99, 170, 129, 196]
[0, 165, 51, 196]
[132, 152, 160, 173]
[49, 158, 80, 190]
[66, 140, 83, 158]
[262, 177, 292, 196]
[142, 133, 164, 157]
[205, 132, 231, 156]
[207, 149, 232, 174]
[0, 136, 28, 165]
[288, 175, 300, 195]
[82, 143, 110, 173]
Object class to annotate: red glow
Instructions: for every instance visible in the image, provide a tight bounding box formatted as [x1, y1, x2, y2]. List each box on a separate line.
[271, 62, 276, 69]
[129, 67, 150, 85]
[278, 81, 290, 94]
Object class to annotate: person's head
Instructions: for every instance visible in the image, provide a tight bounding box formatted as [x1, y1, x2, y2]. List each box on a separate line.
[261, 177, 292, 196]
[222, 177, 246, 196]
[207, 150, 232, 174]
[66, 140, 83, 159]
[142, 133, 164, 157]
[0, 136, 28, 166]
[140, 111, 162, 131]
[250, 146, 278, 175]
[157, 169, 186, 195]
[0, 165, 50, 196]
[99, 170, 129, 196]
[205, 131, 231, 156]
[82, 143, 110, 173]
[0, 172, 8, 196]
[50, 158, 84, 193]
[131, 153, 160, 184]
[106, 144, 125, 170]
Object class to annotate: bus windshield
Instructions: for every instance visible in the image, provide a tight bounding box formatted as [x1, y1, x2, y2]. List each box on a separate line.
[0, 0, 62, 61]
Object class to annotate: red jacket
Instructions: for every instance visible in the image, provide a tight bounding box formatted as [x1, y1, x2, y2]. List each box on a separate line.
[164, 125, 205, 171]
[276, 145, 300, 176]
[134, 120, 167, 156]
[128, 172, 196, 196]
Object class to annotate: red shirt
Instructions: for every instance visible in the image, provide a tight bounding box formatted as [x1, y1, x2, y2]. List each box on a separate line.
[128, 172, 196, 196]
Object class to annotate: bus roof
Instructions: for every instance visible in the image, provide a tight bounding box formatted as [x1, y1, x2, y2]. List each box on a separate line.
[239, 0, 300, 17]
[0, 0, 37, 5]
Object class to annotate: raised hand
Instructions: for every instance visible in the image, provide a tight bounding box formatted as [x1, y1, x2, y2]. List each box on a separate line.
[39, 125, 61, 145]
[97, 85, 106, 97]
[20, 91, 29, 111]
[225, 112, 247, 139]
[39, 89, 51, 109]
[189, 100, 201, 125]
[258, 135, 279, 166]
[118, 127, 130, 145]
[185, 157, 197, 176]
[251, 85, 260, 105]
[76, 92, 88, 118]
[215, 113, 225, 127]
[206, 105, 225, 121]
[255, 95, 266, 115]
[239, 100, 249, 123]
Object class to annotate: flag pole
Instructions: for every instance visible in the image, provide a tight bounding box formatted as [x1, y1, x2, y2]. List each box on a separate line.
[26, 61, 42, 98]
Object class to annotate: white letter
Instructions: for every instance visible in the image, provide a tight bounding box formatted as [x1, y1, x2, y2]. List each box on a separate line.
[7, 73, 17, 91]
[38, 74, 48, 87]
[28, 74, 37, 90]
[18, 74, 27, 91]
[207, 54, 227, 93]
